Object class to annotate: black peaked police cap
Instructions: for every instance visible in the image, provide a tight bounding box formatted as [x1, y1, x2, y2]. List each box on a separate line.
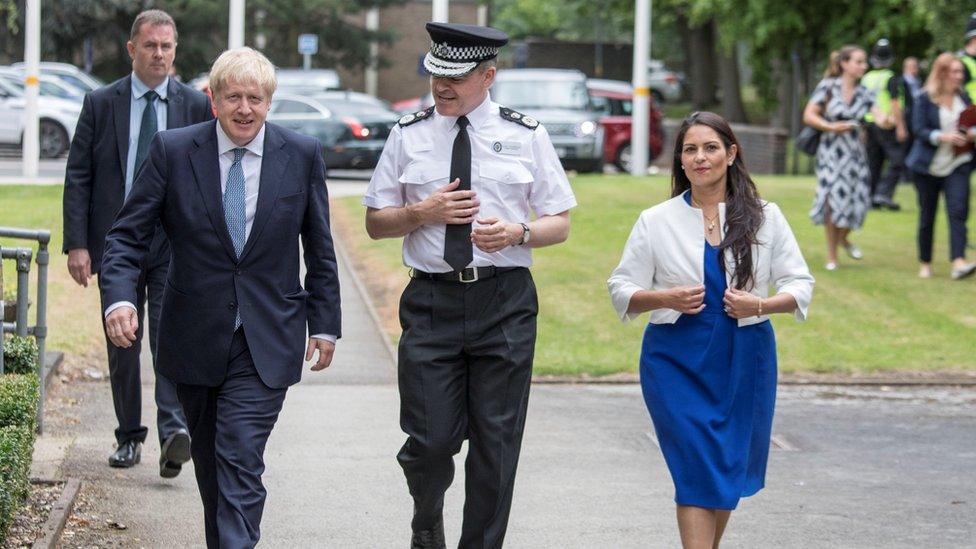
[423, 22, 509, 78]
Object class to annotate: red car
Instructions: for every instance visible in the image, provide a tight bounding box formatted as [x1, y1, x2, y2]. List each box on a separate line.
[587, 79, 664, 172]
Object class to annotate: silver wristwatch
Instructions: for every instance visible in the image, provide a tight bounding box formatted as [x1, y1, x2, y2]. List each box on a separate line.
[518, 222, 531, 245]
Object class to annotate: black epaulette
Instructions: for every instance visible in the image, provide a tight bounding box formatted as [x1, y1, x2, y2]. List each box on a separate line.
[398, 106, 435, 127]
[499, 107, 539, 130]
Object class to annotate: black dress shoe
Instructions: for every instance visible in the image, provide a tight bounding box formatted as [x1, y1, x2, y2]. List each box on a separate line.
[108, 439, 142, 468]
[159, 430, 191, 479]
[410, 517, 446, 549]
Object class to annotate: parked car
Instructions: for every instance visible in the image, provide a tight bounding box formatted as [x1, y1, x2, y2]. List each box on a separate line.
[491, 68, 604, 173]
[11, 61, 104, 93]
[0, 68, 85, 102]
[587, 78, 664, 172]
[0, 77, 81, 157]
[268, 92, 397, 170]
[274, 68, 342, 94]
[391, 93, 434, 115]
[647, 59, 683, 104]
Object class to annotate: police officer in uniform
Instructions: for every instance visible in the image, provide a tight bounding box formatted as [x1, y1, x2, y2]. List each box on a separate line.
[862, 38, 908, 211]
[958, 12, 976, 103]
[363, 22, 576, 549]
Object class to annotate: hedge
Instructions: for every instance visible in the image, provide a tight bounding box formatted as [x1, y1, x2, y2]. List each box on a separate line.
[2, 335, 38, 376]
[0, 375, 38, 431]
[0, 374, 39, 542]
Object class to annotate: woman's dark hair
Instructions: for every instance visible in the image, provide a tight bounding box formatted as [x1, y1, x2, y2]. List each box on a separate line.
[670, 111, 765, 291]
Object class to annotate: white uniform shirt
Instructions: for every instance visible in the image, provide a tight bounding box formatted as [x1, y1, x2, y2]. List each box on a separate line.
[364, 93, 577, 272]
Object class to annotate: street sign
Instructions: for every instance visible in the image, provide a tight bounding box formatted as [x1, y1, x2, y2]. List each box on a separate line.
[298, 34, 319, 55]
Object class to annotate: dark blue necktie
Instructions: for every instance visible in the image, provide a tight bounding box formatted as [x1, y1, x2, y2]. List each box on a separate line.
[130, 90, 159, 196]
[224, 147, 247, 328]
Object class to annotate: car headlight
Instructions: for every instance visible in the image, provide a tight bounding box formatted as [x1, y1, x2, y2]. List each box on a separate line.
[577, 120, 597, 136]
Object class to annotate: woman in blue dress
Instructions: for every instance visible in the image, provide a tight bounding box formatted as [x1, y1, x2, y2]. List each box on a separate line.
[608, 112, 815, 548]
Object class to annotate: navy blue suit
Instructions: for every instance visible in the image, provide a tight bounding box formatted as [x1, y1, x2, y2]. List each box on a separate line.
[62, 75, 212, 447]
[100, 119, 341, 547]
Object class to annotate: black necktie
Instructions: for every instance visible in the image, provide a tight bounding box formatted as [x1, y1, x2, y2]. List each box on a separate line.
[132, 90, 159, 194]
[444, 116, 472, 271]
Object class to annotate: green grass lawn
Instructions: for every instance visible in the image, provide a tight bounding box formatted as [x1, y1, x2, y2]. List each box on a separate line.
[1, 185, 103, 357]
[338, 174, 976, 376]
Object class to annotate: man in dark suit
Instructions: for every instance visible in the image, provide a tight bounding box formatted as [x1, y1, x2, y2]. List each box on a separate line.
[100, 47, 341, 548]
[61, 9, 213, 476]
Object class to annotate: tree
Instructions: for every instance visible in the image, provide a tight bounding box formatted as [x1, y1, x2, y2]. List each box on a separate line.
[0, 0, 408, 82]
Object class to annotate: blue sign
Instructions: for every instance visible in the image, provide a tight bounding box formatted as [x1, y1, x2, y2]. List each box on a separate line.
[298, 34, 319, 55]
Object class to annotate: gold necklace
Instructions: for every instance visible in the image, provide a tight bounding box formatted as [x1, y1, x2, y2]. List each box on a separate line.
[691, 197, 719, 233]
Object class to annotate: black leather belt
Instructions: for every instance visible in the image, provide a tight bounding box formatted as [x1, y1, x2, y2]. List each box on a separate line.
[409, 266, 520, 283]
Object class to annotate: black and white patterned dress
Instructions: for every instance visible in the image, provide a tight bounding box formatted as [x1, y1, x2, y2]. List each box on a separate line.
[809, 78, 873, 229]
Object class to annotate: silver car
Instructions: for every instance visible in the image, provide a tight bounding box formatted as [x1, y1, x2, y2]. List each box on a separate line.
[11, 61, 104, 94]
[0, 77, 81, 157]
[647, 59, 683, 103]
[491, 69, 604, 173]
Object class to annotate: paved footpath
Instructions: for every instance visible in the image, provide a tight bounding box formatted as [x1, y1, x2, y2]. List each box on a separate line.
[36, 183, 976, 548]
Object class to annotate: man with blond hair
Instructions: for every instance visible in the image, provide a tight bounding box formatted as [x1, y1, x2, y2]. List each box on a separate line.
[99, 47, 341, 548]
[62, 9, 212, 476]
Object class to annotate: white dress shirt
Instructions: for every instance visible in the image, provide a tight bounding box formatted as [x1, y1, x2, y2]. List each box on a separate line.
[607, 192, 815, 327]
[364, 93, 577, 272]
[107, 121, 336, 344]
[215, 119, 264, 239]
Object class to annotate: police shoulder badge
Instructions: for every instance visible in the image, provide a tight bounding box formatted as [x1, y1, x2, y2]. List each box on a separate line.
[499, 107, 538, 130]
[399, 106, 435, 127]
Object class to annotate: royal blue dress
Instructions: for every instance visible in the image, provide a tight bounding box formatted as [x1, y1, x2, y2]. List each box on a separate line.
[639, 194, 778, 510]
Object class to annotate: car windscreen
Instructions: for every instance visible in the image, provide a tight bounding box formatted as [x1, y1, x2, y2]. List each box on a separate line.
[491, 80, 589, 110]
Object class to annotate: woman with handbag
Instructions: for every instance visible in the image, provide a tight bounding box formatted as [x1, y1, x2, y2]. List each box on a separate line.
[608, 111, 814, 548]
[905, 52, 976, 279]
[803, 46, 875, 270]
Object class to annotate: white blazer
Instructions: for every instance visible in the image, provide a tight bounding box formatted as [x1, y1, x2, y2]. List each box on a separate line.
[607, 192, 814, 327]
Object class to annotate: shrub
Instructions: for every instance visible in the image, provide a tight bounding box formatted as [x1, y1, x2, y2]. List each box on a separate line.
[0, 375, 38, 431]
[0, 425, 35, 541]
[2, 336, 38, 376]
[0, 375, 38, 542]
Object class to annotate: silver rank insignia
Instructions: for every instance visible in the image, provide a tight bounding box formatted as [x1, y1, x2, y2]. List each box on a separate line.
[398, 106, 435, 127]
[499, 106, 539, 131]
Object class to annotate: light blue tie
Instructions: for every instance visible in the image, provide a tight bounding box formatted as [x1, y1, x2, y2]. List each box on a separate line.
[223, 147, 247, 328]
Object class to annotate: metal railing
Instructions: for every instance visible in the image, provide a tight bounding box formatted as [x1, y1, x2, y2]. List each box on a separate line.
[1, 227, 51, 433]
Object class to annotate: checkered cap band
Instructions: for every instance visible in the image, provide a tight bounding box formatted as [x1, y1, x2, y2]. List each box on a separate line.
[431, 41, 499, 62]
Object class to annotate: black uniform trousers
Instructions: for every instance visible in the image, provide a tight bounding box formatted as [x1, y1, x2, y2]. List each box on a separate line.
[96, 240, 186, 446]
[176, 328, 287, 549]
[397, 268, 538, 549]
[867, 123, 907, 203]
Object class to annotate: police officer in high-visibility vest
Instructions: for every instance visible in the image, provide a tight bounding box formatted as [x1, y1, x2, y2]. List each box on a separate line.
[863, 39, 908, 211]
[958, 12, 976, 103]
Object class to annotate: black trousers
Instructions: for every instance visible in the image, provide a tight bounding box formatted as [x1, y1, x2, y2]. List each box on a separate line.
[867, 124, 907, 203]
[397, 268, 538, 549]
[913, 164, 973, 263]
[176, 329, 287, 549]
[97, 256, 186, 446]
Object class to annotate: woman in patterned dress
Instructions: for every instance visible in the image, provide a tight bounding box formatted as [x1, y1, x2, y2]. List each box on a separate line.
[803, 46, 879, 270]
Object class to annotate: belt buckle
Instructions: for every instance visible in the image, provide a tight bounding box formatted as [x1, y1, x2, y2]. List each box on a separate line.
[458, 267, 479, 283]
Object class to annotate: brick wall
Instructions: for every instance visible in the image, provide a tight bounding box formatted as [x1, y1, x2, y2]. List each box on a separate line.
[336, 0, 480, 103]
[654, 119, 789, 175]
